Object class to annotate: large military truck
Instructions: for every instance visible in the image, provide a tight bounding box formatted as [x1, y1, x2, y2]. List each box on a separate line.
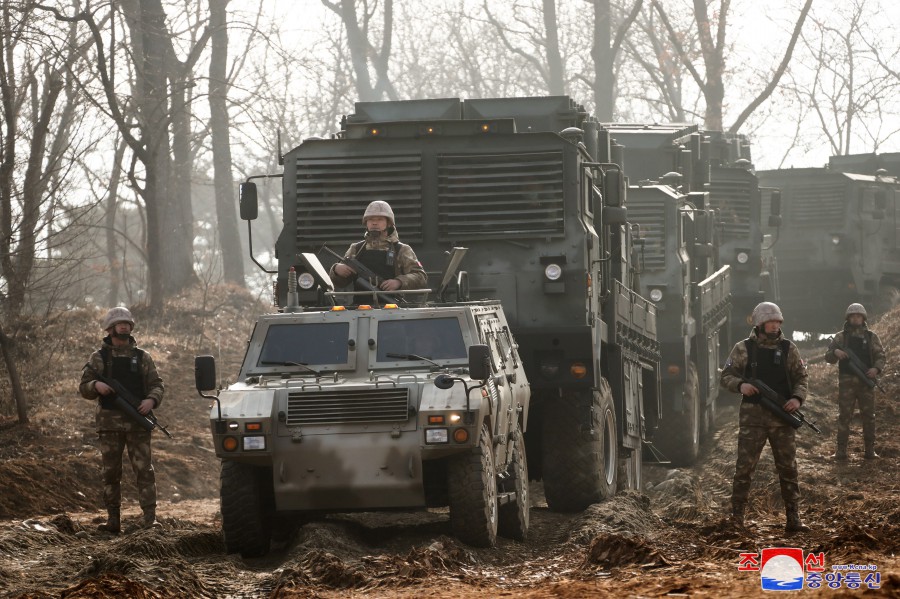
[757, 163, 900, 331]
[195, 269, 531, 556]
[254, 95, 661, 511]
[602, 124, 731, 465]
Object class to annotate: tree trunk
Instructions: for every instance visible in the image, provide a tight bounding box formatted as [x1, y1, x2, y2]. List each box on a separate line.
[591, 0, 613, 120]
[106, 138, 127, 306]
[335, 0, 376, 101]
[209, 0, 245, 286]
[0, 323, 27, 424]
[542, 0, 565, 95]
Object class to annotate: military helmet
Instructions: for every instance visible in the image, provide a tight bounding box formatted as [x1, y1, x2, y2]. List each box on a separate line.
[845, 303, 868, 320]
[102, 307, 135, 331]
[362, 200, 395, 225]
[751, 301, 783, 326]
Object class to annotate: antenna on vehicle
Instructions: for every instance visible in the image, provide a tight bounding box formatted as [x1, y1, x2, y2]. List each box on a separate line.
[277, 129, 284, 166]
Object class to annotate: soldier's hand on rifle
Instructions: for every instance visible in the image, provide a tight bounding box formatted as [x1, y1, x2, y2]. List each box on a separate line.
[784, 398, 801, 413]
[333, 263, 356, 278]
[138, 399, 155, 415]
[866, 368, 879, 379]
[739, 382, 759, 396]
[834, 349, 849, 360]
[379, 278, 401, 291]
[95, 381, 114, 396]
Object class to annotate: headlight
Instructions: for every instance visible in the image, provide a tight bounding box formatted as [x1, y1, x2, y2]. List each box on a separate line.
[298, 272, 316, 289]
[544, 264, 562, 281]
[425, 428, 449, 444]
[649, 288, 663, 302]
[832, 235, 841, 245]
[242, 436, 266, 451]
[736, 251, 750, 264]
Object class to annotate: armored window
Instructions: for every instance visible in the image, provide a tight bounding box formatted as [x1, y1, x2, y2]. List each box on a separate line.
[374, 317, 467, 362]
[256, 322, 351, 368]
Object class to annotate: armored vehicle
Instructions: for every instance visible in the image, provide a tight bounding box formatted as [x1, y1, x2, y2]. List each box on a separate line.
[757, 164, 900, 331]
[247, 95, 661, 511]
[603, 124, 731, 465]
[195, 266, 531, 556]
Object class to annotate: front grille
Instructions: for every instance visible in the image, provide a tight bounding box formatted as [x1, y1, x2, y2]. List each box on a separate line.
[294, 154, 423, 247]
[286, 387, 411, 426]
[788, 182, 846, 227]
[436, 151, 565, 240]
[709, 171, 752, 237]
[628, 199, 667, 269]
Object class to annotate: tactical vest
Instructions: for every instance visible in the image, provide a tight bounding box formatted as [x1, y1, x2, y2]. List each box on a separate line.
[839, 330, 873, 376]
[743, 339, 792, 402]
[353, 240, 399, 287]
[99, 346, 145, 410]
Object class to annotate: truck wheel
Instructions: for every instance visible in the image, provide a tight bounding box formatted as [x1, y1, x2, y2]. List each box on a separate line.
[655, 362, 700, 467]
[448, 423, 498, 547]
[220, 461, 275, 558]
[542, 381, 618, 511]
[498, 427, 529, 541]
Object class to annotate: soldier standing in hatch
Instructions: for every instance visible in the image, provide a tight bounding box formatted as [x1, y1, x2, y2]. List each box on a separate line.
[329, 200, 427, 295]
[825, 303, 886, 460]
[79, 307, 165, 533]
[721, 302, 810, 533]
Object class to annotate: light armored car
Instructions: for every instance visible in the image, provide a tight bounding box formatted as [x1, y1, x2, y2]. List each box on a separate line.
[195, 294, 530, 557]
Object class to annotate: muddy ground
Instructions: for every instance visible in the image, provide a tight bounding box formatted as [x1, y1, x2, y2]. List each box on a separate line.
[0, 286, 898, 598]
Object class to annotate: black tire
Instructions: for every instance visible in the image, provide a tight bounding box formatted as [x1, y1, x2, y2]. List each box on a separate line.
[448, 424, 498, 547]
[220, 461, 275, 558]
[655, 362, 700, 467]
[498, 427, 529, 541]
[542, 380, 618, 512]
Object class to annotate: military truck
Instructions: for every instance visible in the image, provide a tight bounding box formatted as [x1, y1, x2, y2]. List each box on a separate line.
[757, 163, 900, 331]
[195, 265, 531, 556]
[249, 95, 661, 511]
[602, 124, 731, 465]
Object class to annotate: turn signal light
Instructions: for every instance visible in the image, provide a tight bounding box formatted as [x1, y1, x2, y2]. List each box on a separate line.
[667, 364, 681, 376]
[428, 415, 445, 424]
[331, 306, 346, 311]
[357, 305, 372, 310]
[453, 428, 469, 443]
[222, 436, 239, 452]
[570, 363, 588, 378]
[384, 304, 398, 309]
[245, 422, 262, 432]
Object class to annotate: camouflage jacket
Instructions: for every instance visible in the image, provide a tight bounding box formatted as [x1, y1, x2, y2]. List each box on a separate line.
[79, 336, 165, 431]
[329, 228, 427, 290]
[824, 325, 886, 373]
[720, 329, 809, 404]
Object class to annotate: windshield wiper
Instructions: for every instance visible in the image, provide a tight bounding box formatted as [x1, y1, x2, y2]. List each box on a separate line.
[259, 360, 321, 376]
[386, 352, 443, 369]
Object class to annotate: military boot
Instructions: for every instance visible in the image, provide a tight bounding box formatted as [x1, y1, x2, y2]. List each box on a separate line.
[98, 507, 121, 534]
[729, 504, 745, 528]
[831, 443, 848, 461]
[864, 446, 880, 459]
[785, 505, 810, 534]
[141, 507, 160, 529]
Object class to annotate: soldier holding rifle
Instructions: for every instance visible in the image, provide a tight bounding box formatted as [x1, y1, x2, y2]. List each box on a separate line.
[329, 201, 427, 298]
[825, 303, 886, 460]
[79, 307, 165, 533]
[721, 302, 811, 534]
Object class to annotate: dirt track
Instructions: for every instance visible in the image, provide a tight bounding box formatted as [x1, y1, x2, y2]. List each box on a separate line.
[1, 290, 899, 598]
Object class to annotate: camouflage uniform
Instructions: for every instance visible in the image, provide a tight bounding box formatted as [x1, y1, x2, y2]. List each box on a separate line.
[721, 328, 809, 521]
[79, 336, 165, 516]
[329, 228, 427, 291]
[824, 325, 885, 457]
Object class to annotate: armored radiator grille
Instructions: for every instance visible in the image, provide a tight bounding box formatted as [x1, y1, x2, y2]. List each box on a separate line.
[627, 199, 667, 269]
[708, 176, 752, 237]
[788, 182, 846, 227]
[436, 151, 565, 240]
[286, 387, 411, 426]
[294, 155, 423, 246]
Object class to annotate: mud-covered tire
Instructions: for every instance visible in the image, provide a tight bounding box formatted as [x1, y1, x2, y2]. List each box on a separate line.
[220, 461, 275, 558]
[448, 424, 498, 547]
[498, 428, 529, 541]
[542, 380, 618, 512]
[655, 362, 700, 467]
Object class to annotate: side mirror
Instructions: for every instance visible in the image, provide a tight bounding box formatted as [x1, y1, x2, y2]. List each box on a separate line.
[770, 189, 782, 217]
[467, 344, 491, 381]
[239, 182, 259, 221]
[195, 355, 217, 391]
[602, 206, 628, 226]
[603, 168, 625, 207]
[874, 190, 887, 211]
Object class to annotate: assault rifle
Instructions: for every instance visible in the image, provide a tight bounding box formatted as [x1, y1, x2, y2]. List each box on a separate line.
[830, 338, 885, 392]
[321, 245, 403, 304]
[745, 378, 821, 434]
[85, 365, 173, 438]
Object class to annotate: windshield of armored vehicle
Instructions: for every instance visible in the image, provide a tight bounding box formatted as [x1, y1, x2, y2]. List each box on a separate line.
[256, 322, 350, 367]
[375, 317, 467, 362]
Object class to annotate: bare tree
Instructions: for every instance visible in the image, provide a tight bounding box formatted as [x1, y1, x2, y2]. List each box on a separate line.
[586, 0, 643, 120]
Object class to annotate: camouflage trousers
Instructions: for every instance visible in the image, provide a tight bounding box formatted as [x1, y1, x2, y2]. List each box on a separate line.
[836, 375, 876, 447]
[732, 402, 800, 510]
[98, 430, 157, 511]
